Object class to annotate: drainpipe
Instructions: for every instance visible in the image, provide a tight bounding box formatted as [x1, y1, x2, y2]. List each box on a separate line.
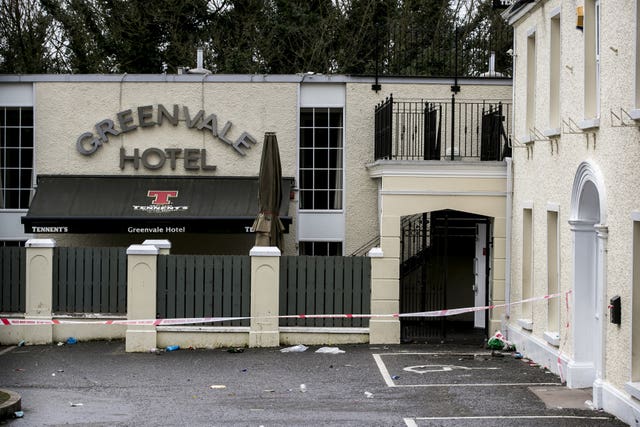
[450, 27, 461, 160]
[489, 51, 496, 76]
[505, 25, 517, 335]
[505, 157, 513, 325]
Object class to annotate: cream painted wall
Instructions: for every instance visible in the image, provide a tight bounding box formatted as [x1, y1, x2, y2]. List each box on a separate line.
[344, 81, 511, 254]
[509, 0, 640, 407]
[36, 82, 298, 177]
[374, 164, 508, 334]
[34, 81, 300, 254]
[30, 78, 511, 256]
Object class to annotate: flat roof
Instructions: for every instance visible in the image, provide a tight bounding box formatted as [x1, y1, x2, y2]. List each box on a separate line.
[0, 74, 512, 86]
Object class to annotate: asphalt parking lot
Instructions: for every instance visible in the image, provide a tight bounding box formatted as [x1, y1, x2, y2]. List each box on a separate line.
[0, 341, 628, 426]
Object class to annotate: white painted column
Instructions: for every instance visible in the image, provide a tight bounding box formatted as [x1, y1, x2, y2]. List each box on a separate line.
[125, 244, 159, 352]
[567, 219, 597, 388]
[142, 239, 172, 255]
[24, 238, 56, 344]
[368, 247, 400, 344]
[593, 223, 608, 409]
[249, 246, 280, 347]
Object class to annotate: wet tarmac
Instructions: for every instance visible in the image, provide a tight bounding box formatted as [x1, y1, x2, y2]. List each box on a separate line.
[0, 341, 628, 426]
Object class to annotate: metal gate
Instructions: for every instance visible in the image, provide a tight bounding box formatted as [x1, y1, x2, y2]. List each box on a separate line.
[400, 212, 447, 342]
[400, 210, 488, 343]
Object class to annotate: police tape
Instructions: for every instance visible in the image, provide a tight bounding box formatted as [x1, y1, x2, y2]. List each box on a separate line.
[0, 291, 569, 327]
[557, 289, 573, 383]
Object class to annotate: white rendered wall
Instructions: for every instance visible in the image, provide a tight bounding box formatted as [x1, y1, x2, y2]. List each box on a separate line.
[509, 1, 640, 422]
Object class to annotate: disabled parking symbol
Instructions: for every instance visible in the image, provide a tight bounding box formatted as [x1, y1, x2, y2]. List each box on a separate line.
[403, 365, 500, 374]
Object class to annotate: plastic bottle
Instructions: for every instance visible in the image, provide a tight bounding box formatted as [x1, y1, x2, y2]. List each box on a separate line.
[165, 345, 180, 352]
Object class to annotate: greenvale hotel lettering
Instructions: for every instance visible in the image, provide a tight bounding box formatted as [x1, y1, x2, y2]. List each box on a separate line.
[75, 104, 258, 171]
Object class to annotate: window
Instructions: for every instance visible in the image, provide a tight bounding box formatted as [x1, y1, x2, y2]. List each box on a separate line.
[0, 240, 26, 247]
[546, 209, 560, 338]
[549, 14, 561, 131]
[521, 208, 534, 328]
[632, 218, 640, 382]
[584, 0, 600, 119]
[628, 214, 640, 398]
[299, 107, 343, 210]
[526, 31, 537, 134]
[1, 107, 34, 209]
[636, 0, 640, 108]
[299, 241, 343, 256]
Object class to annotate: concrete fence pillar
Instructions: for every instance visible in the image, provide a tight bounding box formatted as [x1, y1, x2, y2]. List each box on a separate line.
[368, 247, 400, 344]
[24, 238, 56, 344]
[125, 244, 159, 352]
[249, 246, 280, 347]
[142, 239, 172, 255]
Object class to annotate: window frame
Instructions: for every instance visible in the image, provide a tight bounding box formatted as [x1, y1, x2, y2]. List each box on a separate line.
[298, 240, 344, 256]
[298, 106, 345, 212]
[0, 106, 35, 210]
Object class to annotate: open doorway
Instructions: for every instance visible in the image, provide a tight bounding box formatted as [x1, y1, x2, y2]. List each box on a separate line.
[400, 209, 491, 344]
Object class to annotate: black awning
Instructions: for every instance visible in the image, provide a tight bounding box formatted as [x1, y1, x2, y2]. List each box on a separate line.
[22, 175, 293, 234]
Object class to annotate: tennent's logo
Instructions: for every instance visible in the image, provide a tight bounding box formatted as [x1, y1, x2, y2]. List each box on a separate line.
[133, 190, 189, 213]
[147, 190, 178, 205]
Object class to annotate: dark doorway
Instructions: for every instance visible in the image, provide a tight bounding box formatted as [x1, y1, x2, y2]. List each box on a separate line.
[400, 210, 490, 344]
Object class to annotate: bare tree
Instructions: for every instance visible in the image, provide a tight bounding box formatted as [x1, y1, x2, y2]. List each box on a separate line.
[0, 0, 511, 76]
[0, 0, 59, 73]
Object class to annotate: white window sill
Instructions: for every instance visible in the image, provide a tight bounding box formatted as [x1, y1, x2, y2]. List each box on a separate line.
[629, 109, 640, 121]
[543, 128, 561, 138]
[625, 382, 640, 401]
[517, 318, 533, 331]
[519, 135, 535, 145]
[578, 118, 600, 130]
[544, 331, 560, 347]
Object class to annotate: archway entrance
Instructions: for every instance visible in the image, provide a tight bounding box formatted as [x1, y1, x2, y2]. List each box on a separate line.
[569, 161, 606, 389]
[399, 209, 490, 344]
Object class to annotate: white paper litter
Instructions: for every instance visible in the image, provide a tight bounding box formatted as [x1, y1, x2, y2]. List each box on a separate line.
[315, 347, 345, 354]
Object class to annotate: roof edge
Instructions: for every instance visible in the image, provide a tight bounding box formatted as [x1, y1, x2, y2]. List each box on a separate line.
[0, 74, 512, 86]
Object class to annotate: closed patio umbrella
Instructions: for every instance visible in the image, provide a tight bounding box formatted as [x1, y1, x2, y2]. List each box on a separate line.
[253, 132, 284, 249]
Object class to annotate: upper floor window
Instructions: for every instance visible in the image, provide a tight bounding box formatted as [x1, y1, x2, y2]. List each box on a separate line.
[299, 107, 343, 210]
[526, 31, 537, 134]
[549, 14, 561, 131]
[1, 107, 34, 209]
[584, 0, 600, 119]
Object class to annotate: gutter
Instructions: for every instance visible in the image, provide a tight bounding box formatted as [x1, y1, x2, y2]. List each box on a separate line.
[502, 0, 539, 25]
[505, 157, 513, 323]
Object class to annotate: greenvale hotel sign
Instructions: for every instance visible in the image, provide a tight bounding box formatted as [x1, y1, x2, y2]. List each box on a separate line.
[76, 104, 258, 171]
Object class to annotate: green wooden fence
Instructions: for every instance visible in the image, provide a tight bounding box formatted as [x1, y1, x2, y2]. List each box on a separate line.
[53, 247, 127, 314]
[279, 256, 371, 328]
[0, 247, 26, 313]
[8, 247, 371, 330]
[156, 255, 251, 327]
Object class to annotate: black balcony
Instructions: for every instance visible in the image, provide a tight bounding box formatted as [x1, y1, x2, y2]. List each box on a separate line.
[374, 95, 512, 162]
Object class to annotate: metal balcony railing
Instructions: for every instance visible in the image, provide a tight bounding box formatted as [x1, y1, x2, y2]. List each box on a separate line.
[374, 95, 512, 162]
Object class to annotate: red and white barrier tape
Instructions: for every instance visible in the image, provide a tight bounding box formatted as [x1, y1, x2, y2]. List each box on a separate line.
[0, 291, 568, 327]
[557, 289, 573, 383]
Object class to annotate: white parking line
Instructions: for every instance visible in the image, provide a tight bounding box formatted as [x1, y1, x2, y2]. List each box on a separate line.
[393, 382, 561, 387]
[0, 346, 16, 356]
[404, 418, 418, 427]
[373, 353, 561, 388]
[373, 353, 396, 387]
[404, 415, 613, 425]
